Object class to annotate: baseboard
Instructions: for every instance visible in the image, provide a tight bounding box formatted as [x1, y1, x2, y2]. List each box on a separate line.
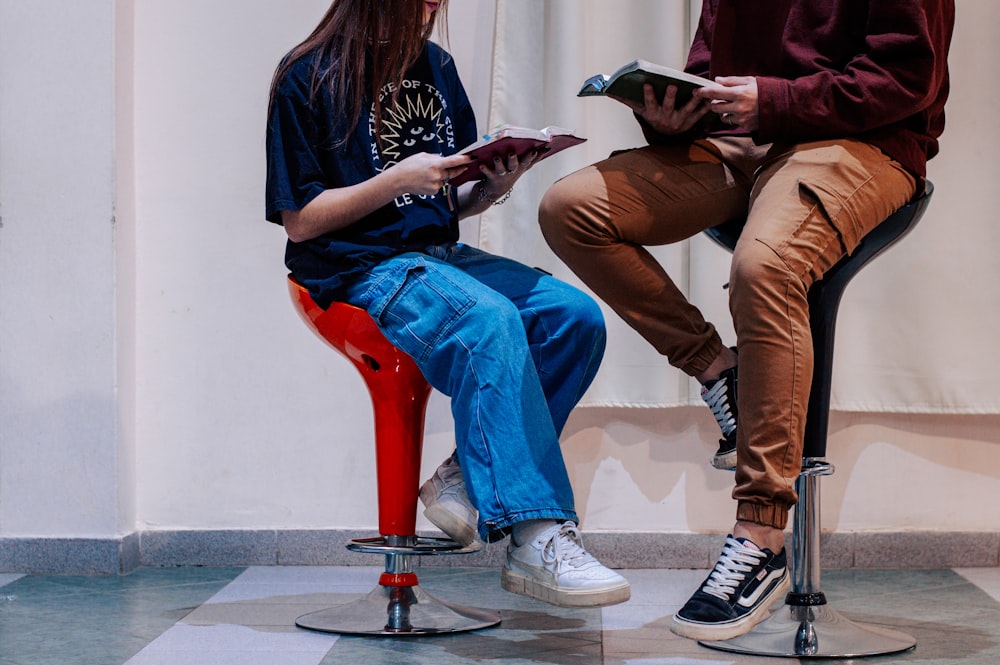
[2, 529, 997, 574]
[0, 532, 140, 575]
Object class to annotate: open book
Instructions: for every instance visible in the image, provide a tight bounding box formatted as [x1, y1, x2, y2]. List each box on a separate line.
[451, 125, 587, 186]
[578, 59, 714, 107]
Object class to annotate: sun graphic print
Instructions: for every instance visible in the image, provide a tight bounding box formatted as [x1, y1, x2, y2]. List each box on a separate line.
[371, 79, 454, 172]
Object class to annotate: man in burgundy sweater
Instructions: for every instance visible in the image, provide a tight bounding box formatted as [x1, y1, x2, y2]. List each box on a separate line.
[539, 0, 955, 641]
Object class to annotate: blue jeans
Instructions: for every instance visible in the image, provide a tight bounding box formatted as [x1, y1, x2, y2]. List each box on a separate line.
[342, 243, 606, 542]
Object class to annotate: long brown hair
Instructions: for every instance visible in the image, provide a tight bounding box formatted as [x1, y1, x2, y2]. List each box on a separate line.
[268, 0, 449, 146]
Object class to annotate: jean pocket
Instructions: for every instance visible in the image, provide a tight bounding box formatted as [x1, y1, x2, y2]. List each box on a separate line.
[366, 259, 476, 364]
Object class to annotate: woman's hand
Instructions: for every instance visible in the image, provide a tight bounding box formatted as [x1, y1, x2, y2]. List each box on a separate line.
[477, 149, 539, 201]
[696, 76, 759, 131]
[390, 152, 471, 197]
[453, 149, 540, 219]
[282, 152, 470, 242]
[614, 83, 711, 135]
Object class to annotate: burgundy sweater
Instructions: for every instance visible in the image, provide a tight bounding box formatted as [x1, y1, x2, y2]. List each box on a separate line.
[663, 0, 955, 177]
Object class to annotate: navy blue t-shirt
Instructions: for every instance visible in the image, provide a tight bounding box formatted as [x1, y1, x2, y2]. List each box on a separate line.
[266, 42, 478, 308]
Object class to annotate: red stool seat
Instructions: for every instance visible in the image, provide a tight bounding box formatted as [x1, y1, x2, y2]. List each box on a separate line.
[286, 276, 499, 636]
[289, 279, 431, 539]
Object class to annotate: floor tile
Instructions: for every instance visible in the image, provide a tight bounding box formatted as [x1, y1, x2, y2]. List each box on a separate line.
[1, 565, 999, 664]
[124, 624, 336, 665]
[0, 574, 23, 589]
[955, 566, 1000, 603]
[0, 567, 243, 665]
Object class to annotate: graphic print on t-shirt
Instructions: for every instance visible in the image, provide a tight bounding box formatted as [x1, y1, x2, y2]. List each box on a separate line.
[370, 77, 456, 211]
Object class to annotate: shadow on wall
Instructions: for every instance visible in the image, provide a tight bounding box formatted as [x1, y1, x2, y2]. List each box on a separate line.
[559, 405, 736, 532]
[559, 406, 1000, 532]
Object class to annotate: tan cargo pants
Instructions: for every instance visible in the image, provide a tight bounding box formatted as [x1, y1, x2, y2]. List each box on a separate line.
[539, 136, 917, 529]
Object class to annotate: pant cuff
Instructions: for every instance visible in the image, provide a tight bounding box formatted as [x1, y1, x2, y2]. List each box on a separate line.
[480, 509, 578, 543]
[736, 500, 790, 530]
[681, 335, 726, 379]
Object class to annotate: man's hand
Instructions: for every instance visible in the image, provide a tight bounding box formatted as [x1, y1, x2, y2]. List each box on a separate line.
[697, 76, 759, 131]
[612, 83, 711, 135]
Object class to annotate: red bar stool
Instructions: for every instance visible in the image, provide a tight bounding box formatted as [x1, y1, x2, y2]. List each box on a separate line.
[698, 183, 934, 658]
[287, 276, 501, 636]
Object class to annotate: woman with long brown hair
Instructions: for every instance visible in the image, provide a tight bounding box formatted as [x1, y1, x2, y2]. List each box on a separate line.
[265, 0, 630, 608]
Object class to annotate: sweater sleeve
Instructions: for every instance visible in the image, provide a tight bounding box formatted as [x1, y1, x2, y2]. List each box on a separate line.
[757, 0, 951, 144]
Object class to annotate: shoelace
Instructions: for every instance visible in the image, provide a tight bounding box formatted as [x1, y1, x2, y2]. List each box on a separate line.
[702, 379, 736, 438]
[541, 523, 593, 569]
[701, 537, 766, 601]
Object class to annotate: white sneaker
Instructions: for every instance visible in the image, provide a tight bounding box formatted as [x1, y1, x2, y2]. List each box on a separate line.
[418, 456, 478, 546]
[501, 521, 631, 607]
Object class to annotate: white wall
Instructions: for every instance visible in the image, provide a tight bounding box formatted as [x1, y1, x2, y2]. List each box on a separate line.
[0, 0, 129, 537]
[0, 1, 997, 543]
[129, 0, 499, 533]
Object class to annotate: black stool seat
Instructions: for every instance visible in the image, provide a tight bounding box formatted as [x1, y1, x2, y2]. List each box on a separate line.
[699, 182, 934, 658]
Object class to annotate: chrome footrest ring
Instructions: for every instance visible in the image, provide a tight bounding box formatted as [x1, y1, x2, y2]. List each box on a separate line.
[346, 536, 481, 556]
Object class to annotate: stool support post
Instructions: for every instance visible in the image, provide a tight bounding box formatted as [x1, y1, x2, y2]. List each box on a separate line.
[791, 467, 822, 599]
[365, 376, 432, 538]
[787, 459, 833, 605]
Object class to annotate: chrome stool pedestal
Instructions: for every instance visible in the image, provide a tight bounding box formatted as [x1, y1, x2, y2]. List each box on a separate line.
[295, 535, 499, 636]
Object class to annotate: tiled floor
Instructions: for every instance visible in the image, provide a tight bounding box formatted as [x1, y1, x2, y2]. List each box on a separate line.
[1, 565, 998, 664]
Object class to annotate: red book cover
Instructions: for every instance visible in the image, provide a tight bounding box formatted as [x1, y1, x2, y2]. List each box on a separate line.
[451, 125, 587, 186]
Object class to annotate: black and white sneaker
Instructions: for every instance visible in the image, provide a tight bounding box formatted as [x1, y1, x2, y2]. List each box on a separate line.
[701, 363, 738, 470]
[671, 535, 789, 641]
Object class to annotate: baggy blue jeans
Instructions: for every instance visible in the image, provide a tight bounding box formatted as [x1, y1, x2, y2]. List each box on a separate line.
[341, 242, 606, 542]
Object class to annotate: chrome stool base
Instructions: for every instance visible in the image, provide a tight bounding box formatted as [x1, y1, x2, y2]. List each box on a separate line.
[296, 535, 500, 636]
[296, 584, 501, 636]
[699, 462, 915, 658]
[699, 604, 916, 658]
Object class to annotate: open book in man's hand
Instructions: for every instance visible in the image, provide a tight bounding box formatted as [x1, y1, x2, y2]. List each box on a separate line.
[450, 125, 587, 186]
[578, 59, 714, 107]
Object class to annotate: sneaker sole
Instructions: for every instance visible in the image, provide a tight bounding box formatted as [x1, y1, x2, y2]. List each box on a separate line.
[500, 566, 631, 608]
[711, 449, 737, 471]
[421, 502, 477, 547]
[669, 572, 790, 641]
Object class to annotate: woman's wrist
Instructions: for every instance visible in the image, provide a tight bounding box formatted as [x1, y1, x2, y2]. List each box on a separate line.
[477, 180, 512, 206]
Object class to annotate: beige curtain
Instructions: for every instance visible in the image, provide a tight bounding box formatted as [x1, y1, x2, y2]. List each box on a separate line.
[473, 0, 1000, 414]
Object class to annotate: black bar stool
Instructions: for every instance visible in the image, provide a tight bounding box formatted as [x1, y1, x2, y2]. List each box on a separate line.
[699, 182, 934, 658]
